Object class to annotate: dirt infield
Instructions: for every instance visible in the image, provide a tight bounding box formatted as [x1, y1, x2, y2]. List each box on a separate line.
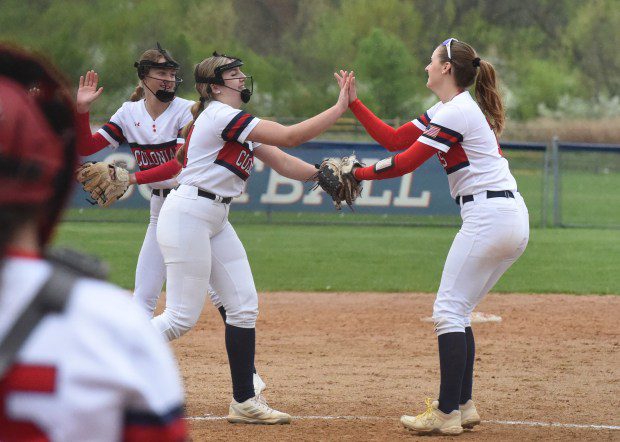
[166, 292, 620, 441]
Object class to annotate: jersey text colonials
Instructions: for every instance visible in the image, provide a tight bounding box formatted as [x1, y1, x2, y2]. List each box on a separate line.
[130, 140, 178, 171]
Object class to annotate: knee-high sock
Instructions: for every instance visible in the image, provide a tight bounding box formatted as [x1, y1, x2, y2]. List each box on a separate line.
[460, 327, 475, 404]
[438, 332, 467, 414]
[220, 307, 257, 374]
[225, 324, 255, 403]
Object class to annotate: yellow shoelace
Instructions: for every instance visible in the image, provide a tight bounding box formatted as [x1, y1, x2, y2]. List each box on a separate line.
[417, 397, 435, 420]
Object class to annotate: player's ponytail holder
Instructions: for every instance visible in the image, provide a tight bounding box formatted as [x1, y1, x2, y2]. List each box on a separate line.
[199, 96, 206, 105]
[472, 57, 481, 68]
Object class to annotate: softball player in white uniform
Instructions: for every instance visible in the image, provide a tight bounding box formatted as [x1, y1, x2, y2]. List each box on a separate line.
[341, 38, 529, 435]
[154, 52, 352, 424]
[0, 45, 186, 441]
[75, 45, 193, 316]
[76, 46, 268, 396]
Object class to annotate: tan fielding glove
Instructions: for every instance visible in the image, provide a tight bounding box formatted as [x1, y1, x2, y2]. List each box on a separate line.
[76, 162, 130, 207]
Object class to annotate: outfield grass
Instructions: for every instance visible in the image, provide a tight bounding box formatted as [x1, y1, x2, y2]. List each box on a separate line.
[54, 221, 619, 295]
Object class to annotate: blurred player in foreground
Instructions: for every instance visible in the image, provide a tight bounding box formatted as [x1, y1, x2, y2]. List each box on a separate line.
[0, 44, 187, 441]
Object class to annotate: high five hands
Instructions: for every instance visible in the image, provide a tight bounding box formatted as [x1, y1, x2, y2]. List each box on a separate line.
[334, 70, 355, 113]
[334, 70, 357, 105]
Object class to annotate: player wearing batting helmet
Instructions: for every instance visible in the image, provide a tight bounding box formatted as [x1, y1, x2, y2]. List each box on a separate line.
[0, 44, 187, 441]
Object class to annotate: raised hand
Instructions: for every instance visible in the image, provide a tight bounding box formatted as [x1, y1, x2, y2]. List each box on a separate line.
[334, 70, 357, 104]
[334, 70, 352, 113]
[76, 70, 104, 113]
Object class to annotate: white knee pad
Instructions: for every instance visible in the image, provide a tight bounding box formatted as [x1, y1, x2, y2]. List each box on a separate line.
[152, 311, 200, 341]
[432, 315, 466, 336]
[224, 305, 258, 328]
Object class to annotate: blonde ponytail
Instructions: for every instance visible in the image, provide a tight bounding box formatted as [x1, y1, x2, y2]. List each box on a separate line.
[176, 98, 206, 164]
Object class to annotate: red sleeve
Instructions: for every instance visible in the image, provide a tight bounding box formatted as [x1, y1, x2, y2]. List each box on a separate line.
[75, 111, 111, 156]
[134, 156, 182, 184]
[349, 99, 423, 152]
[353, 140, 438, 181]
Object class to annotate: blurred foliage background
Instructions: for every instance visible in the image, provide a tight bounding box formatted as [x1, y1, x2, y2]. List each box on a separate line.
[2, 0, 619, 140]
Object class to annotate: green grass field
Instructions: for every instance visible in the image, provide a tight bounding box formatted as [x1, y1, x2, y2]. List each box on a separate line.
[54, 221, 619, 295]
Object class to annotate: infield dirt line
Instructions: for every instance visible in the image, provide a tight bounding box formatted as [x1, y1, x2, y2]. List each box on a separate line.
[185, 415, 620, 430]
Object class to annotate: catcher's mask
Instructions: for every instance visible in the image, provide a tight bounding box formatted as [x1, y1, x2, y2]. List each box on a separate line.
[0, 44, 78, 246]
[195, 51, 253, 103]
[134, 42, 183, 103]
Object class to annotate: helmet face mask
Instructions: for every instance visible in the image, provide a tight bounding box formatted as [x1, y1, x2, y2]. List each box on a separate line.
[195, 52, 254, 103]
[134, 42, 183, 103]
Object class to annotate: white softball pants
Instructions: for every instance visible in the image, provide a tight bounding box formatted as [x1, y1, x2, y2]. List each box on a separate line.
[433, 192, 529, 335]
[153, 185, 259, 341]
[132, 190, 225, 317]
[132, 192, 167, 315]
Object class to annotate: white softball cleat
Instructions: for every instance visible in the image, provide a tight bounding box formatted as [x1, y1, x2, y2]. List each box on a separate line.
[227, 396, 291, 425]
[459, 399, 481, 429]
[253, 372, 267, 396]
[400, 398, 463, 435]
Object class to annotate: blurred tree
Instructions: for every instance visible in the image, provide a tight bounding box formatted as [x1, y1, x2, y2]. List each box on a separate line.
[565, 0, 620, 97]
[354, 28, 420, 118]
[231, 0, 300, 54]
[279, 0, 425, 115]
[0, 0, 616, 120]
[510, 59, 580, 119]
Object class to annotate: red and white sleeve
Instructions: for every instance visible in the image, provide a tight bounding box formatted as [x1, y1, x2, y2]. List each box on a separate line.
[348, 99, 424, 152]
[353, 140, 439, 181]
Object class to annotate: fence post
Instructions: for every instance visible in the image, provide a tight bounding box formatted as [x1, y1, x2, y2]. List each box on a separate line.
[552, 136, 561, 227]
[541, 141, 550, 228]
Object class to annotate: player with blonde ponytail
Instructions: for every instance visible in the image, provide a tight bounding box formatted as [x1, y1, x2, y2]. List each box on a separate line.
[155, 51, 353, 424]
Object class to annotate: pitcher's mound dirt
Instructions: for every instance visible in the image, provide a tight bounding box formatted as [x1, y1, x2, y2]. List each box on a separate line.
[163, 292, 619, 441]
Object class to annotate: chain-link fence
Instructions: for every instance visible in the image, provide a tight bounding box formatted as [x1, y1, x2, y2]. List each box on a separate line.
[551, 140, 620, 228]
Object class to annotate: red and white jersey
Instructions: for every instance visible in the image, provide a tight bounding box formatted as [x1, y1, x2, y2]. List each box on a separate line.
[413, 91, 517, 198]
[0, 254, 186, 442]
[177, 100, 261, 198]
[98, 97, 193, 189]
